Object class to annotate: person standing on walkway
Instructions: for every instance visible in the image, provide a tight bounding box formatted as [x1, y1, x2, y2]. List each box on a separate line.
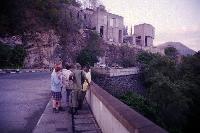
[51, 64, 63, 113]
[62, 63, 73, 106]
[78, 65, 91, 110]
[69, 63, 90, 114]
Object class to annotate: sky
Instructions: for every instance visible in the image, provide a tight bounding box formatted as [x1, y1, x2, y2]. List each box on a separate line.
[96, 0, 200, 51]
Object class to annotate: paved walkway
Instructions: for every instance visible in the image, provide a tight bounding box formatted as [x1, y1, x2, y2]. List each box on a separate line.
[33, 91, 102, 133]
[73, 100, 102, 133]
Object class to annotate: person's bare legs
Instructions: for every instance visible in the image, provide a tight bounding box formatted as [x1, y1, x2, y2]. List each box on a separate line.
[52, 99, 59, 113]
[57, 100, 65, 111]
[57, 101, 61, 108]
[52, 100, 57, 108]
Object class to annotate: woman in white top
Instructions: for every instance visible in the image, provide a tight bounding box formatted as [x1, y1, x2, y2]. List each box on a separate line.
[62, 64, 73, 105]
[51, 65, 63, 113]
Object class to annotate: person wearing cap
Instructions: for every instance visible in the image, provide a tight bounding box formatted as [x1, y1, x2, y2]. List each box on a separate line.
[51, 64, 63, 113]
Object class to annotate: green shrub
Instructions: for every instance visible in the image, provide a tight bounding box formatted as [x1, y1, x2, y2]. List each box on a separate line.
[0, 44, 12, 68]
[76, 31, 104, 66]
[0, 43, 26, 68]
[136, 51, 200, 133]
[119, 92, 162, 126]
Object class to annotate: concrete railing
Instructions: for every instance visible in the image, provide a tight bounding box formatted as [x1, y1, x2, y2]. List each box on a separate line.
[86, 82, 168, 133]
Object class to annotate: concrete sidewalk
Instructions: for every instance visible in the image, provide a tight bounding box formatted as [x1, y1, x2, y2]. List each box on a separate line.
[33, 91, 101, 133]
[33, 91, 72, 133]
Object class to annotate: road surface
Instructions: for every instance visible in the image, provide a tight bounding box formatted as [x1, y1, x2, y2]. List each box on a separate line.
[0, 72, 51, 133]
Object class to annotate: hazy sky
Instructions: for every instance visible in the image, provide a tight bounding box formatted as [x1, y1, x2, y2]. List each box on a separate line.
[98, 0, 200, 51]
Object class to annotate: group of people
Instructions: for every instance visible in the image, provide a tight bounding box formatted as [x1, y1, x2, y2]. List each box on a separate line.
[50, 62, 91, 114]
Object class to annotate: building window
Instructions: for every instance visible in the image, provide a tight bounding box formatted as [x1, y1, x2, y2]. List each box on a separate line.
[116, 19, 118, 27]
[136, 36, 141, 39]
[100, 26, 104, 37]
[77, 12, 79, 19]
[145, 36, 148, 46]
[104, 15, 107, 25]
[118, 30, 122, 43]
[110, 18, 116, 27]
[110, 18, 113, 27]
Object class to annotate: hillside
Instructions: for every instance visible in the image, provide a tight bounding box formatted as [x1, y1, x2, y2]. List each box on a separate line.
[0, 0, 104, 68]
[157, 42, 196, 56]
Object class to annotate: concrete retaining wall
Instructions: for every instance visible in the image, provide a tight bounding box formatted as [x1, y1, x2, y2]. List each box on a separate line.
[92, 73, 145, 96]
[86, 82, 168, 133]
[92, 67, 139, 77]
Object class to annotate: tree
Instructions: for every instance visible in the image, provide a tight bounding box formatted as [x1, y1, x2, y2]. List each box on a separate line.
[0, 44, 12, 68]
[10, 45, 27, 68]
[164, 47, 178, 59]
[137, 51, 191, 133]
[76, 31, 104, 66]
[118, 45, 136, 67]
[148, 72, 189, 132]
[178, 52, 200, 132]
[0, 0, 75, 36]
[0, 43, 26, 68]
[77, 49, 98, 66]
[137, 51, 155, 66]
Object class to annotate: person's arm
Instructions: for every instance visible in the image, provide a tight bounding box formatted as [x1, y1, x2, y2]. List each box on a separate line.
[85, 78, 90, 87]
[83, 72, 90, 87]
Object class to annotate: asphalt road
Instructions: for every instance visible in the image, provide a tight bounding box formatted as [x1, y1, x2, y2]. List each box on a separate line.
[0, 72, 51, 133]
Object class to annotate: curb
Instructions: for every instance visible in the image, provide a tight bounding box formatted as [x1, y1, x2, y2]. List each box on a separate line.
[32, 100, 51, 133]
[0, 69, 50, 74]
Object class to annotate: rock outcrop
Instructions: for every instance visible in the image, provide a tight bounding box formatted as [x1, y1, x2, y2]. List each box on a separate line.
[24, 30, 59, 68]
[24, 29, 92, 68]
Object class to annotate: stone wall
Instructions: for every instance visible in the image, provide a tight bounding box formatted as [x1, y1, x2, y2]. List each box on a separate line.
[92, 72, 145, 97]
[92, 67, 139, 77]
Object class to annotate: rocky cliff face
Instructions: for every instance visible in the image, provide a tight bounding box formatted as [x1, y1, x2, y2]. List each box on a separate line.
[24, 29, 90, 68]
[24, 30, 59, 68]
[1, 29, 141, 69]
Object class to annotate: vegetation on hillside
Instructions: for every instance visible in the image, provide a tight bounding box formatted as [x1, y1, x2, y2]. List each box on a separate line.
[76, 31, 105, 66]
[0, 0, 104, 67]
[0, 0, 75, 67]
[120, 51, 200, 133]
[105, 45, 138, 67]
[0, 0, 80, 35]
[0, 43, 26, 68]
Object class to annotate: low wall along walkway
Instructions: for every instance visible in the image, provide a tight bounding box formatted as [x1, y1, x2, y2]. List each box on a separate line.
[86, 82, 168, 133]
